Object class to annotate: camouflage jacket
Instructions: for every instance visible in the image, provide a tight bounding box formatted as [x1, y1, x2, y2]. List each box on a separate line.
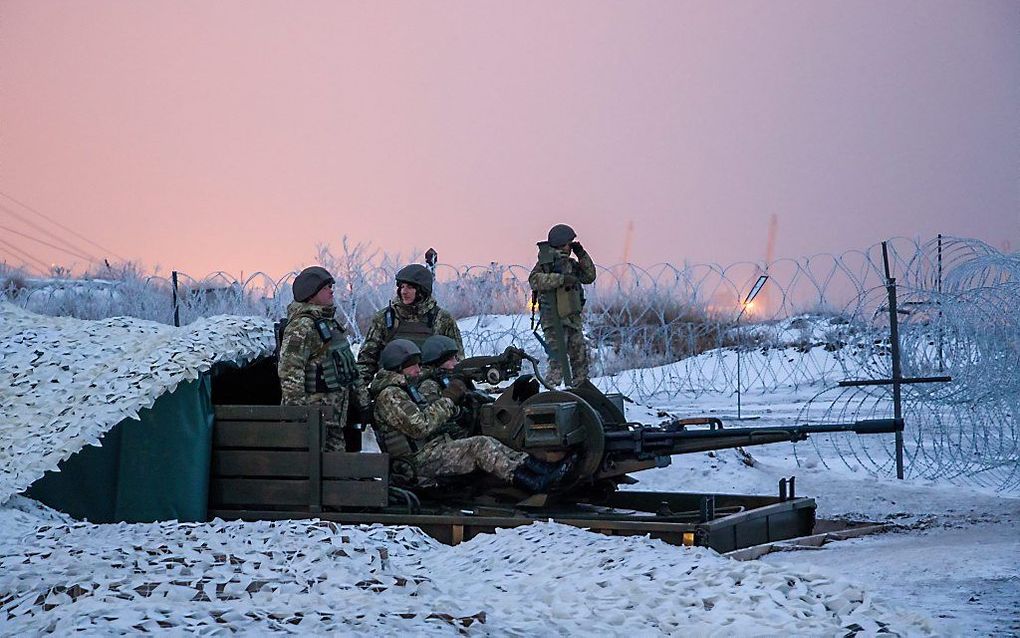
[418, 374, 443, 403]
[278, 301, 356, 404]
[370, 370, 457, 443]
[528, 251, 597, 330]
[357, 295, 463, 383]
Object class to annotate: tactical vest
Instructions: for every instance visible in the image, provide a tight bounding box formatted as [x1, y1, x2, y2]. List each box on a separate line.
[539, 260, 585, 319]
[384, 305, 440, 347]
[289, 316, 357, 394]
[378, 382, 438, 458]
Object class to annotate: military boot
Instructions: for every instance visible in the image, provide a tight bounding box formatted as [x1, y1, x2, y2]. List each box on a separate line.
[513, 455, 575, 493]
[512, 464, 554, 493]
[522, 456, 558, 475]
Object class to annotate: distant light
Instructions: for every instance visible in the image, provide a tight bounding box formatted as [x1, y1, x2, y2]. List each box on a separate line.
[682, 532, 695, 546]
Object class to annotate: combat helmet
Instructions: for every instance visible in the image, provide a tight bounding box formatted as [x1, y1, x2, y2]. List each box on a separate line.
[292, 266, 334, 302]
[395, 264, 434, 296]
[421, 335, 459, 366]
[547, 224, 576, 247]
[380, 339, 422, 372]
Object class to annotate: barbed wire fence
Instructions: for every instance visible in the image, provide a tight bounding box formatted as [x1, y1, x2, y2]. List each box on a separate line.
[3, 235, 1017, 491]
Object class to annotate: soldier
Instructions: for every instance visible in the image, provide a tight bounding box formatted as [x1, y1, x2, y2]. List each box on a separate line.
[371, 339, 570, 492]
[418, 334, 462, 398]
[357, 264, 463, 386]
[528, 224, 597, 386]
[278, 266, 360, 451]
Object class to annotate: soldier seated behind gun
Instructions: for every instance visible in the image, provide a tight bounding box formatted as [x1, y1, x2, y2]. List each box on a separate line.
[417, 335, 462, 396]
[278, 266, 360, 451]
[528, 223, 597, 386]
[370, 339, 571, 492]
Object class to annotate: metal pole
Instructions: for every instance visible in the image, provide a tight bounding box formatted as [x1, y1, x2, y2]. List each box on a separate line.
[736, 345, 742, 419]
[937, 234, 944, 372]
[735, 304, 747, 419]
[171, 270, 181, 327]
[881, 242, 904, 479]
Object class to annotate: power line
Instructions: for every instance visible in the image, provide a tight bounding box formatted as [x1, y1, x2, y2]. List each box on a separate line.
[0, 237, 50, 273]
[0, 223, 97, 262]
[0, 190, 128, 261]
[0, 202, 98, 262]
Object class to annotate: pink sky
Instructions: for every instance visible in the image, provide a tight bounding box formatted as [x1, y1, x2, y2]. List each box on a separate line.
[1, 1, 1017, 278]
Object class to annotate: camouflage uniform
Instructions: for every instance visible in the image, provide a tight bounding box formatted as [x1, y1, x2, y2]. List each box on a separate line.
[357, 295, 463, 384]
[528, 250, 597, 385]
[278, 301, 356, 451]
[418, 374, 473, 439]
[371, 370, 527, 483]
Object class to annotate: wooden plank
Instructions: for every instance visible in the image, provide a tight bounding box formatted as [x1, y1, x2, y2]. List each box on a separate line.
[308, 410, 322, 514]
[215, 405, 314, 421]
[322, 452, 389, 479]
[209, 479, 309, 507]
[211, 451, 311, 478]
[213, 421, 308, 449]
[322, 480, 389, 507]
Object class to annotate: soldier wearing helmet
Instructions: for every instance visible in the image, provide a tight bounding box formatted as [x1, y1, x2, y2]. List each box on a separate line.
[277, 266, 361, 451]
[416, 334, 460, 385]
[370, 339, 571, 492]
[356, 263, 463, 386]
[528, 224, 597, 386]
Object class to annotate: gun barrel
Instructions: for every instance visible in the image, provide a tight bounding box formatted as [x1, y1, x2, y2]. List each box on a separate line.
[602, 418, 904, 457]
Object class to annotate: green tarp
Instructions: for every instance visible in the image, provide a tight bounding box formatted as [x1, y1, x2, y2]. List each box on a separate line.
[27, 375, 214, 523]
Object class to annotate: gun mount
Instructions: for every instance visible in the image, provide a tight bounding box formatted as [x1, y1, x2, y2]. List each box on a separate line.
[440, 347, 902, 498]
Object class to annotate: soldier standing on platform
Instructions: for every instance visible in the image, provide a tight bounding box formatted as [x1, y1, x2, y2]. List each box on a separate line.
[278, 266, 360, 451]
[356, 264, 463, 386]
[528, 224, 597, 386]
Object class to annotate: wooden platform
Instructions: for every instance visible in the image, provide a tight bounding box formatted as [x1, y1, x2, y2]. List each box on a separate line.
[209, 405, 389, 515]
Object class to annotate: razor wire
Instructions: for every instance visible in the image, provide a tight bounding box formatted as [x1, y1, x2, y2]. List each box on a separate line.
[2, 235, 1017, 491]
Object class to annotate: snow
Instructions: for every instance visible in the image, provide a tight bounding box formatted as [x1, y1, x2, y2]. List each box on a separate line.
[1, 307, 1017, 635]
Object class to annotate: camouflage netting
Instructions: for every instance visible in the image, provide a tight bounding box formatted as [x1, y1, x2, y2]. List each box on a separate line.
[0, 304, 274, 502]
[0, 504, 936, 635]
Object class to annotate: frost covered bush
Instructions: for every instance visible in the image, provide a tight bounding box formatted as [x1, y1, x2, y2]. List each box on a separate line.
[587, 291, 738, 374]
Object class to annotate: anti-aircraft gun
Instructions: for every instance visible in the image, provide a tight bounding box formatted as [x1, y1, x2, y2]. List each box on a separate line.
[442, 347, 903, 499]
[207, 346, 904, 553]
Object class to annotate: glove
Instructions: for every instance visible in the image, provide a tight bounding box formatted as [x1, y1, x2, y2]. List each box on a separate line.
[441, 378, 469, 405]
[331, 340, 358, 386]
[570, 241, 585, 256]
[561, 274, 579, 287]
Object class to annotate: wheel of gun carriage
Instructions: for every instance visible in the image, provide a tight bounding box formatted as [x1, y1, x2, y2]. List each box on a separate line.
[486, 388, 606, 490]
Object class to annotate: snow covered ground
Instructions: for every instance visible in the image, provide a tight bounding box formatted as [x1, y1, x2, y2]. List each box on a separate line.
[1, 306, 1017, 635]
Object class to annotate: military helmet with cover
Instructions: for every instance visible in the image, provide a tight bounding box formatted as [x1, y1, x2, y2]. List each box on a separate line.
[547, 224, 577, 248]
[395, 264, 434, 295]
[421, 335, 459, 366]
[292, 266, 334, 302]
[380, 338, 422, 372]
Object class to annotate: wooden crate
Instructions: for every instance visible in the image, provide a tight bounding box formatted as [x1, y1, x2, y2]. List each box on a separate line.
[210, 405, 388, 515]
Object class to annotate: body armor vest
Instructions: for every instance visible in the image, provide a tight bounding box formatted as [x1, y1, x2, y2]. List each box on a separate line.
[384, 305, 439, 347]
[303, 318, 358, 393]
[539, 259, 585, 319]
[379, 383, 434, 458]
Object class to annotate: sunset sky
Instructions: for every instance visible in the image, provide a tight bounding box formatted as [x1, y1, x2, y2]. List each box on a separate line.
[1, 1, 1017, 278]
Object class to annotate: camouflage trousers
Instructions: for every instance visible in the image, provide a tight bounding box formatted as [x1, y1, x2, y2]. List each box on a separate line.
[413, 435, 528, 483]
[283, 390, 349, 452]
[543, 325, 589, 387]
